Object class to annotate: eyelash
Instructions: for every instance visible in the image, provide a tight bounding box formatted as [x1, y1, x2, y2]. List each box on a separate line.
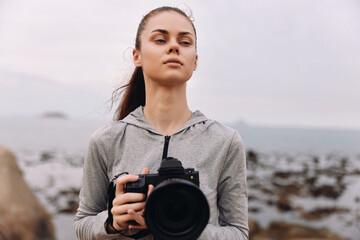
[153, 38, 192, 46]
[155, 39, 166, 43]
[180, 41, 191, 45]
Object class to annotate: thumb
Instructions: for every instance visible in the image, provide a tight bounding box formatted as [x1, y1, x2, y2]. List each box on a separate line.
[115, 174, 139, 196]
[141, 167, 149, 175]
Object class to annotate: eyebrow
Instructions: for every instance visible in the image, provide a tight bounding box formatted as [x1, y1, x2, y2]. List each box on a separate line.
[151, 29, 194, 37]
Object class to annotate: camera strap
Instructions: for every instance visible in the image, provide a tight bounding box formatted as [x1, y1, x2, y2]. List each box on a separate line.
[107, 172, 152, 239]
[122, 229, 151, 239]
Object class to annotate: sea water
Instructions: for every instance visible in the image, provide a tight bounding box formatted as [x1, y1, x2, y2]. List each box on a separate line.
[1, 116, 359, 240]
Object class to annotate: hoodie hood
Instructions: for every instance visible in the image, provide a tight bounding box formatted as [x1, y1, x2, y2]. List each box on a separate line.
[120, 106, 208, 135]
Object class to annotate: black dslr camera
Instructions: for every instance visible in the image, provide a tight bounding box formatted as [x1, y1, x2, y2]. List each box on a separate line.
[108, 157, 209, 240]
[125, 157, 199, 193]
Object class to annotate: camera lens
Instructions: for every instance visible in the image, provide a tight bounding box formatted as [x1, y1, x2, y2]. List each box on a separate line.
[155, 188, 196, 233]
[144, 179, 209, 240]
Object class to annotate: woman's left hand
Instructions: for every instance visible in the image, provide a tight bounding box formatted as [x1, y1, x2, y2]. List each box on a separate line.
[127, 168, 154, 230]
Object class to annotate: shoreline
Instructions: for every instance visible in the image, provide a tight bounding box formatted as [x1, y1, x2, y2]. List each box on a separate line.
[29, 149, 359, 240]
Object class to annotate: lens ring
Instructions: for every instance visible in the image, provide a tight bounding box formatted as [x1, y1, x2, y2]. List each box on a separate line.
[144, 179, 209, 240]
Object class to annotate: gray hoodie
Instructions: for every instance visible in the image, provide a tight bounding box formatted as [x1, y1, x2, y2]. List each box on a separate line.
[74, 106, 249, 239]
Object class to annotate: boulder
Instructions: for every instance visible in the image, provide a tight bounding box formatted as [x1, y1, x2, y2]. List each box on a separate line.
[250, 220, 345, 240]
[248, 218, 260, 237]
[0, 146, 55, 240]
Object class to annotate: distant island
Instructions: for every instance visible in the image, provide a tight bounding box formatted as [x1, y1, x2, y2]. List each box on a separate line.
[39, 111, 68, 119]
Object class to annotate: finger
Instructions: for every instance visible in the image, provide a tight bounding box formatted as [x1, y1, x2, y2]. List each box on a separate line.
[141, 167, 149, 175]
[128, 209, 147, 229]
[113, 192, 146, 206]
[113, 213, 134, 230]
[147, 184, 154, 197]
[129, 223, 146, 230]
[115, 174, 139, 196]
[112, 201, 146, 216]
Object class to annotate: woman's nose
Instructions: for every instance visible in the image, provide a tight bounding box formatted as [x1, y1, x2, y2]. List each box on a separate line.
[168, 47, 179, 54]
[167, 41, 179, 54]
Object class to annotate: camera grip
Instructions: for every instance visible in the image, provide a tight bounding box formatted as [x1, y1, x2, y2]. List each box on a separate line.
[124, 175, 148, 194]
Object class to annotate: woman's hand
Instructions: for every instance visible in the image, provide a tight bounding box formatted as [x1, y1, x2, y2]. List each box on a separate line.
[111, 168, 154, 231]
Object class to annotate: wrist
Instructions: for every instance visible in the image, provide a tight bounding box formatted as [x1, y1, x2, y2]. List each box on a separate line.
[105, 220, 124, 234]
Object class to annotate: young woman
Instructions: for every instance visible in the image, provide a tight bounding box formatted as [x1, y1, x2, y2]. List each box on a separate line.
[74, 6, 249, 240]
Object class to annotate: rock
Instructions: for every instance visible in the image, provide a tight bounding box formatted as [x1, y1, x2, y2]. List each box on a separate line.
[251, 221, 345, 240]
[247, 150, 259, 169]
[248, 218, 260, 237]
[276, 195, 293, 212]
[0, 146, 55, 240]
[309, 184, 344, 199]
[300, 207, 350, 220]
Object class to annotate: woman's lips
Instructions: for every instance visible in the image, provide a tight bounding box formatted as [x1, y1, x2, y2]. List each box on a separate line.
[164, 58, 183, 66]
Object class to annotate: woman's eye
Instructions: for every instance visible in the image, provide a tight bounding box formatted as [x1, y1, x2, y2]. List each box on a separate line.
[179, 38, 192, 46]
[154, 39, 166, 43]
[180, 41, 191, 46]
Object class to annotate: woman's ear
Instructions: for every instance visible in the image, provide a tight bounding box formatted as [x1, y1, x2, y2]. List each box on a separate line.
[133, 49, 142, 67]
[193, 54, 198, 71]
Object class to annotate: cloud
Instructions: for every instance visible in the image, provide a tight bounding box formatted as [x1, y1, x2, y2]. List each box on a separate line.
[0, 0, 359, 128]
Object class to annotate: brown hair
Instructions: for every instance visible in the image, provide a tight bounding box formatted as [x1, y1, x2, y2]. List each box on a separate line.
[111, 6, 197, 120]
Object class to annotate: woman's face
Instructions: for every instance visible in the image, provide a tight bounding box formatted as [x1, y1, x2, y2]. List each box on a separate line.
[133, 11, 198, 87]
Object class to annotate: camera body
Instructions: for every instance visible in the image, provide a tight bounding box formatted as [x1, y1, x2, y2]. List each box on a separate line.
[124, 157, 199, 194]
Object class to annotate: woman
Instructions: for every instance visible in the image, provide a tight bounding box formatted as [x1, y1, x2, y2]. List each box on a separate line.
[74, 6, 249, 240]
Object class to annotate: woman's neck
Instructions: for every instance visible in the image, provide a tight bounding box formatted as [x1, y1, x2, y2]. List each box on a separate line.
[143, 82, 191, 136]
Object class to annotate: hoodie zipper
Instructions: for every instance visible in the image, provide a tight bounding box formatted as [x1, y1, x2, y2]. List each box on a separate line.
[162, 136, 171, 160]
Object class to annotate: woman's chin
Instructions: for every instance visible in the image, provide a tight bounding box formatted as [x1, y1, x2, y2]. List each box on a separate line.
[147, 74, 191, 87]
[161, 77, 190, 87]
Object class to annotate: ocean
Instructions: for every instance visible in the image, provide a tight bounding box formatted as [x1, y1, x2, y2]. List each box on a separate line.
[0, 116, 359, 239]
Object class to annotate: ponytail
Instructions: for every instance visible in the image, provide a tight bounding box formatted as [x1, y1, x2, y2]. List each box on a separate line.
[111, 67, 145, 120]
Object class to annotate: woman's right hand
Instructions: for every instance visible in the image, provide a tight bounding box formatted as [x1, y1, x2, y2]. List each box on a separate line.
[110, 168, 153, 231]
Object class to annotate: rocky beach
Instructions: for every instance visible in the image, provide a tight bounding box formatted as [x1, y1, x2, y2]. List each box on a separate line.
[246, 150, 360, 239]
[1, 116, 359, 239]
[7, 147, 359, 240]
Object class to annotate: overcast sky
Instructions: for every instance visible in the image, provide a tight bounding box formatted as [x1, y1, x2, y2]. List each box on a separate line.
[1, 0, 359, 129]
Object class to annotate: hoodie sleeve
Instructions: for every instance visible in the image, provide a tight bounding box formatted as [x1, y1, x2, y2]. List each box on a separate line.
[73, 132, 116, 240]
[74, 130, 141, 240]
[198, 131, 249, 240]
[74, 125, 152, 240]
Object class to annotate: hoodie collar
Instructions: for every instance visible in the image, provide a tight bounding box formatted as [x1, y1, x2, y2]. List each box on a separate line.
[120, 106, 208, 136]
